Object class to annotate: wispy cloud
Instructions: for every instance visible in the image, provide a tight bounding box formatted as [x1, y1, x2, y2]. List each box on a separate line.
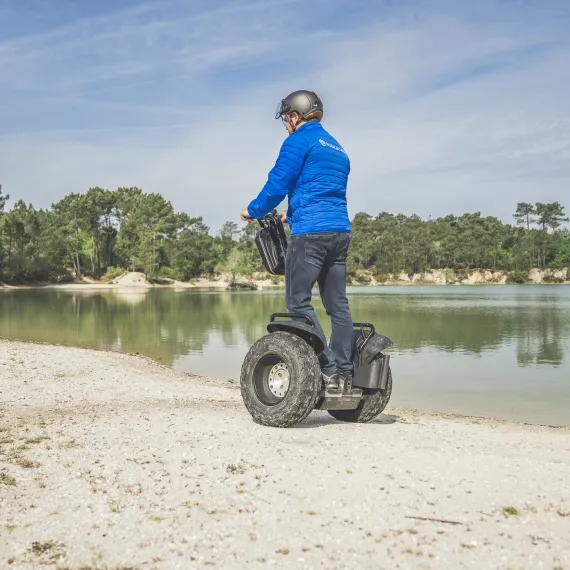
[0, 0, 569, 230]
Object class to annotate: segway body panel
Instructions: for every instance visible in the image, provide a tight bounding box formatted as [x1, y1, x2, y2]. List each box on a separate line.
[352, 323, 393, 391]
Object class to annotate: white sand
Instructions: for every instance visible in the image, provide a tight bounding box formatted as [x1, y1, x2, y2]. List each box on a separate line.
[0, 340, 569, 569]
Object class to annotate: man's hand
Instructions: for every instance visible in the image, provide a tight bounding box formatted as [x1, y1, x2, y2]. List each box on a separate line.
[279, 210, 288, 224]
[240, 208, 254, 222]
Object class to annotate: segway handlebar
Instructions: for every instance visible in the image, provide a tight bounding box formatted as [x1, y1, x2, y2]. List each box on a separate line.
[250, 210, 288, 228]
[353, 322, 376, 352]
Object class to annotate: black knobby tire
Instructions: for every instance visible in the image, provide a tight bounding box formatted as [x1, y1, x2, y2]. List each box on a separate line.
[328, 368, 393, 423]
[240, 331, 321, 428]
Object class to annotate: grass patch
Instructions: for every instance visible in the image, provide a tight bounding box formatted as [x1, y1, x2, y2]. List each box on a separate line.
[4, 525, 17, 532]
[0, 472, 16, 486]
[403, 548, 423, 556]
[500, 506, 520, 517]
[16, 458, 40, 469]
[57, 566, 139, 570]
[25, 436, 49, 445]
[226, 460, 248, 475]
[30, 541, 58, 554]
[29, 540, 66, 562]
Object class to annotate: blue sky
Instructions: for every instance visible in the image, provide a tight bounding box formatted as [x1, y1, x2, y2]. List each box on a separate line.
[1, 0, 569, 232]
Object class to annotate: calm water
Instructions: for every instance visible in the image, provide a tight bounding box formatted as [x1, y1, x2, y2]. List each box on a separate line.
[1, 285, 569, 426]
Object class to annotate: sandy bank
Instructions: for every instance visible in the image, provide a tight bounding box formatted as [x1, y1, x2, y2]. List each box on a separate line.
[0, 340, 569, 569]
[0, 272, 244, 291]
[2, 268, 569, 292]
[0, 272, 281, 292]
[353, 267, 570, 286]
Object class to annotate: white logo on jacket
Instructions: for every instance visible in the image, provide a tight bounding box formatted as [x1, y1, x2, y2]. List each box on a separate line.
[318, 138, 346, 154]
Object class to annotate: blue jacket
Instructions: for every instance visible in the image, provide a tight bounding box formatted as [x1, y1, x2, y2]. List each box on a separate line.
[247, 122, 351, 235]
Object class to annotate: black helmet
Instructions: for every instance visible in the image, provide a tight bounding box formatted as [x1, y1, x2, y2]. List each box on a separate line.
[275, 90, 323, 121]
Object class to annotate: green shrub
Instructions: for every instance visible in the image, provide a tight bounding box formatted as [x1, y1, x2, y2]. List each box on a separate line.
[507, 270, 526, 284]
[270, 274, 284, 284]
[443, 268, 457, 283]
[354, 272, 372, 284]
[372, 271, 390, 283]
[102, 266, 125, 282]
[543, 273, 564, 284]
[157, 266, 180, 280]
[53, 273, 74, 283]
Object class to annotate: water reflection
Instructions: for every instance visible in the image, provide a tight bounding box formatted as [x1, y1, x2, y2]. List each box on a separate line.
[1, 286, 569, 369]
[348, 291, 569, 367]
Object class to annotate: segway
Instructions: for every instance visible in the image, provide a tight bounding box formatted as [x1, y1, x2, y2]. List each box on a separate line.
[240, 211, 394, 428]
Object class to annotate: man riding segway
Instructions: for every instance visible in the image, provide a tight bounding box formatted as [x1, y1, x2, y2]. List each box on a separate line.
[240, 90, 353, 393]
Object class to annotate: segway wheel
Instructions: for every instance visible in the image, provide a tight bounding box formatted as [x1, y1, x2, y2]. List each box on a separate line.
[328, 368, 393, 423]
[240, 331, 321, 428]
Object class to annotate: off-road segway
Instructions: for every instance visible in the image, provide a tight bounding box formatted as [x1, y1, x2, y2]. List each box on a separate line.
[240, 211, 394, 428]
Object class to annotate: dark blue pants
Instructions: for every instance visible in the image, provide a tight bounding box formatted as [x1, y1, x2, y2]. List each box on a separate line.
[285, 232, 354, 376]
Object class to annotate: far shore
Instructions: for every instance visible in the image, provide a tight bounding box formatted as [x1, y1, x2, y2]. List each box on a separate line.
[1, 338, 569, 568]
[0, 272, 260, 291]
[1, 267, 569, 291]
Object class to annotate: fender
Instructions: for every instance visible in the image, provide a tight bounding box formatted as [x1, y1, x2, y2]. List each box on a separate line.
[266, 313, 325, 355]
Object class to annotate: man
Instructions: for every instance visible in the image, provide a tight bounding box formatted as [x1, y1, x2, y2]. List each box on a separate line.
[240, 90, 353, 391]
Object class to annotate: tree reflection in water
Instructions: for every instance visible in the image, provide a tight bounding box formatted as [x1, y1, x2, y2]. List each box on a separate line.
[1, 286, 568, 369]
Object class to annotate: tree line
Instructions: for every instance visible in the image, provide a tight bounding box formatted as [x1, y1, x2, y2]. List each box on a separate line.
[0, 185, 568, 284]
[349, 201, 569, 282]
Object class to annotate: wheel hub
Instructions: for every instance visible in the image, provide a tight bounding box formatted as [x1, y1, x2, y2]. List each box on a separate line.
[267, 363, 290, 398]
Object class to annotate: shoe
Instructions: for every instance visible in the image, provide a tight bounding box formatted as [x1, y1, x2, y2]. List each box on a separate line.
[322, 371, 341, 391]
[338, 372, 353, 392]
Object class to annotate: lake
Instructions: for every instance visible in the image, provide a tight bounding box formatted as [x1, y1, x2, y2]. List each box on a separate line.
[1, 285, 569, 427]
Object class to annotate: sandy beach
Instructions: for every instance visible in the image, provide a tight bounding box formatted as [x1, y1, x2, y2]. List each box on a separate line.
[1, 340, 569, 569]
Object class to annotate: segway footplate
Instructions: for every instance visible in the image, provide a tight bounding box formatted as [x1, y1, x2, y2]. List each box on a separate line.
[314, 388, 363, 411]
